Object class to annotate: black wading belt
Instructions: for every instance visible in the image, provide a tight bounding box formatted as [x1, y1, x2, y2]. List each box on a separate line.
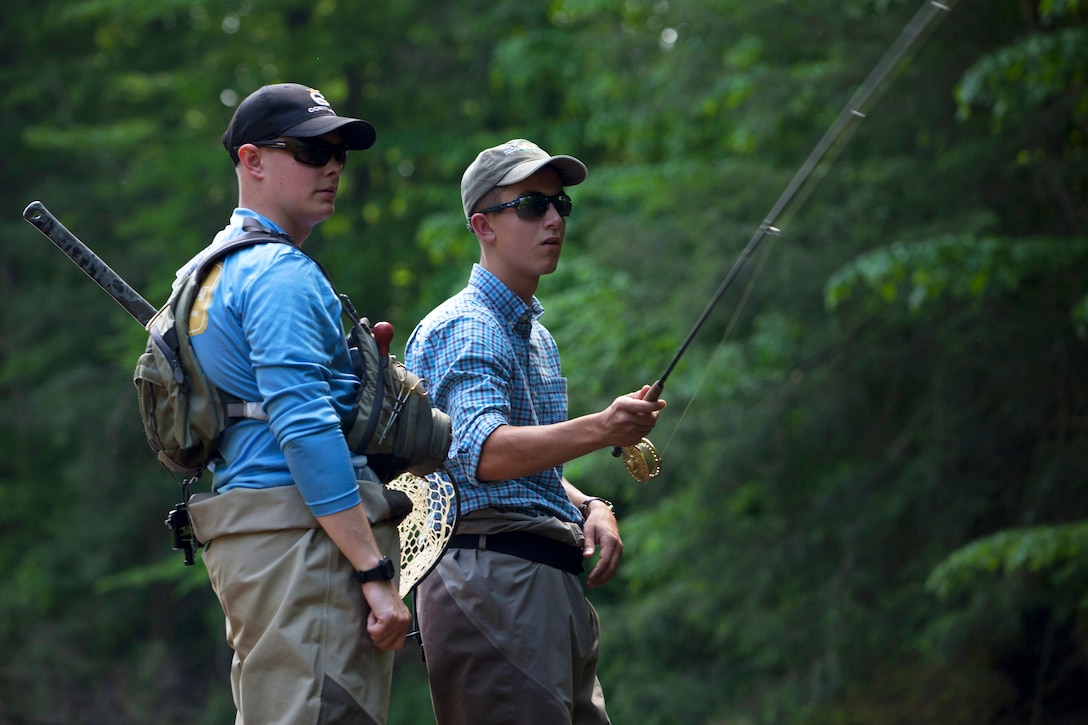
[447, 531, 584, 574]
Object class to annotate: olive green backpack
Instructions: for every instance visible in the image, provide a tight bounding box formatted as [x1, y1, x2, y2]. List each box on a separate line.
[133, 229, 450, 481]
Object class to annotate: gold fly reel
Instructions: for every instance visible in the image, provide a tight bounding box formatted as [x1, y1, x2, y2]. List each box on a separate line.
[620, 438, 661, 483]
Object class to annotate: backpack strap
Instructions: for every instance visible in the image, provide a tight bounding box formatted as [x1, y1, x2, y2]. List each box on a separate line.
[224, 401, 270, 421]
[189, 224, 364, 429]
[183, 223, 297, 422]
[192, 223, 297, 279]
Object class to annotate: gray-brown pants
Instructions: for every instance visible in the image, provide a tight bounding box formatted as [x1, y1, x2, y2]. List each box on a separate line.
[190, 482, 404, 725]
[416, 510, 610, 725]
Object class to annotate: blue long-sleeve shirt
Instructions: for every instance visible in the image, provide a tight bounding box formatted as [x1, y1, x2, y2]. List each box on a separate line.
[182, 209, 361, 517]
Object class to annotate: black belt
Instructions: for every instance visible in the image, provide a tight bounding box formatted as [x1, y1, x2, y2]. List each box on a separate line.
[448, 532, 584, 574]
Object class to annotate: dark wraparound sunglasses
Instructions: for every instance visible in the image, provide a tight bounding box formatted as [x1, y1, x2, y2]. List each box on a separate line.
[248, 138, 349, 167]
[478, 192, 573, 219]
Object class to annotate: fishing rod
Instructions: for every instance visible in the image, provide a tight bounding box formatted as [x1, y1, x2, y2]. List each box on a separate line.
[614, 0, 959, 483]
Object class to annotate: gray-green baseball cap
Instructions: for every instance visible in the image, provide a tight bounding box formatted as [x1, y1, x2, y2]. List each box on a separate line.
[461, 139, 587, 220]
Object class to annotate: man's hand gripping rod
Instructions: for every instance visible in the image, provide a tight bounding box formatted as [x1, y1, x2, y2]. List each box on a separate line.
[611, 0, 957, 484]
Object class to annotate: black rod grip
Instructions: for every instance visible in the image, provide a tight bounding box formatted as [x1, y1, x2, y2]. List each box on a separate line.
[23, 201, 157, 327]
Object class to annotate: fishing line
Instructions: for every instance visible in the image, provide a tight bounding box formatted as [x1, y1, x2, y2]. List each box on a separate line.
[659, 231, 780, 456]
[615, 0, 959, 481]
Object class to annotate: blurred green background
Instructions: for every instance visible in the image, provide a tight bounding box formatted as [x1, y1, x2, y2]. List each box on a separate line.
[3, 1, 1087, 723]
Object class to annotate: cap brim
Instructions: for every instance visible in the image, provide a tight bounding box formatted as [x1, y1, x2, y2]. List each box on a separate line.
[498, 155, 588, 188]
[282, 116, 377, 150]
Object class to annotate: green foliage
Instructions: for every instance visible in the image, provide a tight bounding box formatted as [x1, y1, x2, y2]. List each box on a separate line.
[825, 235, 1088, 317]
[4, 0, 1088, 722]
[956, 28, 1088, 126]
[926, 522, 1088, 601]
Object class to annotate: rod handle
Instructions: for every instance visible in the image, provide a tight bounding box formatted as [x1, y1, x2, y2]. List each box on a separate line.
[23, 201, 156, 326]
[611, 380, 664, 457]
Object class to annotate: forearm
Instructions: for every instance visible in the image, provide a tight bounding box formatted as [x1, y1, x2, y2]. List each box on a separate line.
[314, 503, 386, 571]
[281, 432, 363, 516]
[475, 385, 665, 482]
[476, 414, 609, 482]
[317, 503, 411, 651]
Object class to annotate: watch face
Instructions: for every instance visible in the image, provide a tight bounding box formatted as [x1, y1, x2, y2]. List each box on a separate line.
[356, 556, 395, 583]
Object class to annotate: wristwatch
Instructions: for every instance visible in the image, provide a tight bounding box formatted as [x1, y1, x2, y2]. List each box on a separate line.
[353, 556, 395, 583]
[580, 497, 615, 519]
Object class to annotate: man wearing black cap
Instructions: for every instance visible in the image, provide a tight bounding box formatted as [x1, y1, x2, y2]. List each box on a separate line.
[182, 83, 410, 724]
[404, 139, 666, 724]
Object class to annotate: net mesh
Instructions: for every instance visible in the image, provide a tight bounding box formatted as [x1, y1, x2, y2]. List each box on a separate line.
[387, 472, 458, 598]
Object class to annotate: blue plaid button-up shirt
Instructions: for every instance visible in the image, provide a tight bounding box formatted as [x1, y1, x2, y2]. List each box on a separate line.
[404, 264, 581, 522]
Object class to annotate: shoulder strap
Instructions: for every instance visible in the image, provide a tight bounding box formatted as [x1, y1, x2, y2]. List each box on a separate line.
[183, 224, 347, 424]
[192, 224, 296, 280]
[169, 224, 295, 422]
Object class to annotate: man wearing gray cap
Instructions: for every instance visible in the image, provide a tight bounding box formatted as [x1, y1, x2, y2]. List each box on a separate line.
[405, 139, 666, 724]
[183, 83, 410, 723]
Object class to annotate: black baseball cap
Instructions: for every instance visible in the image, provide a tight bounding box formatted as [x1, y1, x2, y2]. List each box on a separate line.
[222, 83, 376, 163]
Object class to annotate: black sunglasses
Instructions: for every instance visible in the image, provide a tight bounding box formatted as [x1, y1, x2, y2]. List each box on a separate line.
[478, 192, 573, 219]
[248, 137, 349, 167]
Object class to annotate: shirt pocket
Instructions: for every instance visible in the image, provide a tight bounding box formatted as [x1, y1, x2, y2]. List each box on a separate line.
[532, 375, 568, 426]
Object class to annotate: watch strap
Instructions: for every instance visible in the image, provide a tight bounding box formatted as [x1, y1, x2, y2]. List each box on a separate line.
[580, 496, 615, 519]
[353, 555, 395, 583]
